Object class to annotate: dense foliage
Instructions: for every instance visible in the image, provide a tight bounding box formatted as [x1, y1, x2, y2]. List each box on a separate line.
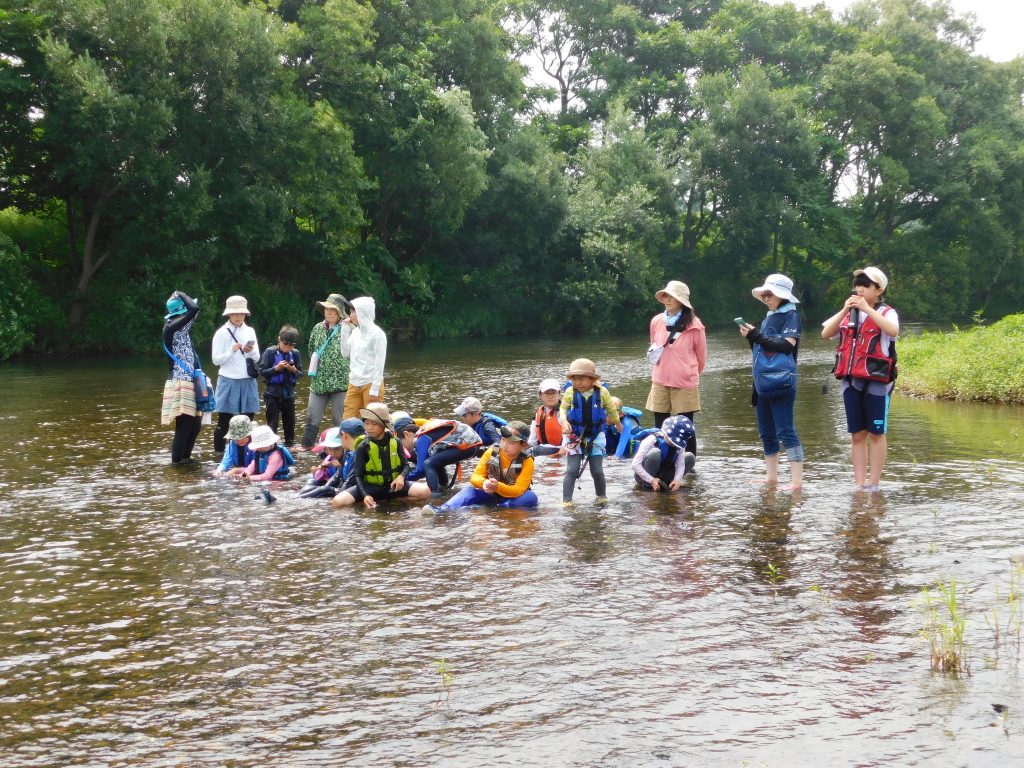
[896, 314, 1024, 403]
[1, 0, 1022, 357]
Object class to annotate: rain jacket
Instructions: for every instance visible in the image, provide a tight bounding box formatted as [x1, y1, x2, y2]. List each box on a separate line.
[340, 297, 387, 397]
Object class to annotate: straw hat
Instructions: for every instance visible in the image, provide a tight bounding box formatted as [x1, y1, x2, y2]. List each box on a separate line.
[222, 295, 250, 316]
[248, 425, 279, 450]
[567, 358, 600, 379]
[751, 274, 800, 304]
[226, 415, 253, 441]
[655, 280, 693, 309]
[359, 402, 393, 431]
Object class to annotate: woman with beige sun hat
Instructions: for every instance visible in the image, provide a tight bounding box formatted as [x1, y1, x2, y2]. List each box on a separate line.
[211, 295, 261, 453]
[646, 280, 706, 455]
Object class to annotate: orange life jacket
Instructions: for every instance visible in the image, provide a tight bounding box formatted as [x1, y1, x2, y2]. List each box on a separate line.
[533, 406, 563, 446]
[832, 305, 897, 383]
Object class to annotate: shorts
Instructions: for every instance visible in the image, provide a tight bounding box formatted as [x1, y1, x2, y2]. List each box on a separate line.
[843, 384, 890, 435]
[646, 383, 700, 414]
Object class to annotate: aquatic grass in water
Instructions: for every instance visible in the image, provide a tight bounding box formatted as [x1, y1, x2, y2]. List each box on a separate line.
[917, 579, 970, 675]
[436, 658, 454, 704]
[986, 562, 1024, 665]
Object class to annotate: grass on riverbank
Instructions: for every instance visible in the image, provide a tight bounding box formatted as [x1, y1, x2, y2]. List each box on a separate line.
[896, 314, 1024, 404]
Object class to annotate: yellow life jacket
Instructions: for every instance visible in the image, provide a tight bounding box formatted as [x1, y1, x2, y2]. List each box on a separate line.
[364, 436, 402, 486]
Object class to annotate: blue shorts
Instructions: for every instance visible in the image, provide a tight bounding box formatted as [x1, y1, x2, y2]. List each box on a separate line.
[843, 384, 890, 435]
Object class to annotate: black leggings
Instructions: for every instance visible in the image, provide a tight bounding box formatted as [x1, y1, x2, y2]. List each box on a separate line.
[214, 411, 254, 453]
[563, 454, 606, 502]
[172, 415, 202, 463]
[653, 410, 697, 455]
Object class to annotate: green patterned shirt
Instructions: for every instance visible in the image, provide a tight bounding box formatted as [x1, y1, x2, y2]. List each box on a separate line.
[308, 321, 349, 395]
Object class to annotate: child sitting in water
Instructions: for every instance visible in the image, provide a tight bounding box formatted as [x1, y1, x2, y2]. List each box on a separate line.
[298, 419, 366, 498]
[425, 421, 537, 512]
[559, 358, 621, 504]
[631, 415, 696, 492]
[239, 425, 294, 481]
[391, 413, 420, 464]
[331, 403, 432, 509]
[214, 415, 255, 477]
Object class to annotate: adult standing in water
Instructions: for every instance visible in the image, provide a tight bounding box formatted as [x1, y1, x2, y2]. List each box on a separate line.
[211, 295, 260, 453]
[340, 296, 387, 419]
[739, 274, 804, 489]
[646, 280, 706, 455]
[300, 293, 352, 450]
[161, 290, 203, 463]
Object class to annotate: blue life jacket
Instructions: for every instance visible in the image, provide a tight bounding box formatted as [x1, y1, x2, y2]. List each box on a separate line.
[269, 348, 299, 388]
[611, 406, 644, 458]
[255, 445, 295, 479]
[630, 428, 678, 467]
[483, 412, 507, 426]
[566, 388, 607, 440]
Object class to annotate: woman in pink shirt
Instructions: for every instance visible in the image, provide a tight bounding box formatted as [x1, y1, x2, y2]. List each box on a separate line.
[646, 280, 706, 454]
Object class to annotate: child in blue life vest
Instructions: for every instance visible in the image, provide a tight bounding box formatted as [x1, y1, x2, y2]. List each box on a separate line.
[214, 415, 256, 477]
[331, 403, 433, 509]
[391, 412, 420, 464]
[259, 325, 303, 447]
[558, 358, 622, 504]
[239, 425, 294, 481]
[454, 396, 503, 449]
[631, 416, 696, 491]
[820, 266, 900, 491]
[424, 421, 537, 513]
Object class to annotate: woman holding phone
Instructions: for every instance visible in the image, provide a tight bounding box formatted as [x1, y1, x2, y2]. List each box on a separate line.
[738, 274, 803, 489]
[211, 295, 261, 453]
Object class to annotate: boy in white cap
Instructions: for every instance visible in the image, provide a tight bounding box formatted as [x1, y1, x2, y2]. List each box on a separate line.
[821, 266, 899, 491]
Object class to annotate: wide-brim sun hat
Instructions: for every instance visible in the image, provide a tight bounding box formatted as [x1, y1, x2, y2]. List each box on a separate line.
[567, 358, 600, 379]
[853, 266, 888, 292]
[226, 414, 254, 441]
[500, 420, 530, 443]
[662, 415, 695, 449]
[538, 378, 562, 394]
[222, 295, 250, 316]
[655, 280, 693, 309]
[360, 402, 393, 431]
[751, 274, 800, 304]
[249, 425, 279, 450]
[316, 293, 353, 315]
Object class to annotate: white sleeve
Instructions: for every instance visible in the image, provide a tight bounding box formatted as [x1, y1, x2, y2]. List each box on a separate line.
[210, 326, 233, 366]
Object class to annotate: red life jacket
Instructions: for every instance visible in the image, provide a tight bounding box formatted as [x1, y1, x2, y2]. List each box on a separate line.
[832, 305, 898, 383]
[533, 406, 563, 446]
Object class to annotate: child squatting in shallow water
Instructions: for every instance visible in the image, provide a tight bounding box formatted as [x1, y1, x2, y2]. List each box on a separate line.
[558, 358, 621, 504]
[214, 414, 255, 477]
[631, 415, 696, 492]
[424, 421, 538, 513]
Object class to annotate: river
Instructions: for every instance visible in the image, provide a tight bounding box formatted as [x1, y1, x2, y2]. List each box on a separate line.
[2, 329, 1023, 766]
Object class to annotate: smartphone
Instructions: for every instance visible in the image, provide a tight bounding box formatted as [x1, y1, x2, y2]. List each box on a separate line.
[733, 317, 747, 327]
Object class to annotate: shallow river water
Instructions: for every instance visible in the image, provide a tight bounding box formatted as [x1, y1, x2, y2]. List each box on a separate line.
[2, 330, 1024, 767]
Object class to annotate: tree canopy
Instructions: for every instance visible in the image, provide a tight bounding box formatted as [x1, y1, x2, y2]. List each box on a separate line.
[1, 0, 1022, 357]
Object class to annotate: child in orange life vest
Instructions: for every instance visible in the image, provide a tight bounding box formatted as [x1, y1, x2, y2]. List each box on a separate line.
[558, 358, 621, 503]
[425, 421, 538, 512]
[821, 266, 900, 491]
[527, 378, 565, 457]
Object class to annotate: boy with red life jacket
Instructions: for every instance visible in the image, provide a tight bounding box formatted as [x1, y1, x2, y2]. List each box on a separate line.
[821, 266, 900, 491]
[258, 325, 303, 447]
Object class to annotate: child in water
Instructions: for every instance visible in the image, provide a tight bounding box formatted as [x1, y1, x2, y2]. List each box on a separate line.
[214, 415, 255, 477]
[631, 416, 696, 491]
[259, 325, 303, 447]
[527, 378, 565, 457]
[239, 425, 294, 481]
[558, 358, 621, 504]
[425, 421, 537, 512]
[331, 403, 432, 509]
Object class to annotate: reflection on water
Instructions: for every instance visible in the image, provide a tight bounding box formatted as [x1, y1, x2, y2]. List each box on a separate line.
[1, 331, 1024, 766]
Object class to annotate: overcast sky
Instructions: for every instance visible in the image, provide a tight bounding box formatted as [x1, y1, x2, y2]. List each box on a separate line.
[769, 0, 1022, 62]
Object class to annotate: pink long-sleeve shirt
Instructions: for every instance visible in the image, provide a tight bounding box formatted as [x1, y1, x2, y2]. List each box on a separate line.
[244, 450, 285, 481]
[649, 314, 707, 389]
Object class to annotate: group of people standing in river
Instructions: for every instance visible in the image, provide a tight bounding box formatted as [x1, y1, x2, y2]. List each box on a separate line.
[160, 264, 898, 504]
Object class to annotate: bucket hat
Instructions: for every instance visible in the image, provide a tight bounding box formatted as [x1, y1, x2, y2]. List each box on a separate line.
[655, 280, 693, 309]
[315, 427, 343, 450]
[853, 266, 888, 292]
[226, 414, 254, 441]
[662, 415, 695, 449]
[751, 274, 800, 304]
[316, 293, 353, 315]
[359, 402, 393, 431]
[454, 397, 483, 417]
[248, 425, 279, 450]
[165, 296, 188, 320]
[567, 358, 600, 379]
[538, 378, 562, 394]
[222, 295, 250, 316]
[500, 420, 530, 444]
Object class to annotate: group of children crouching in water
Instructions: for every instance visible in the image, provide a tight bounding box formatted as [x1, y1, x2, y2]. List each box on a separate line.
[213, 357, 697, 512]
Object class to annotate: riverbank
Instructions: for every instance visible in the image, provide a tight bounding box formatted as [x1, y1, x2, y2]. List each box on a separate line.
[896, 314, 1024, 403]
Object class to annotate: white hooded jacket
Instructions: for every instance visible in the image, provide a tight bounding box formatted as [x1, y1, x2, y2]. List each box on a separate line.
[340, 296, 387, 395]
